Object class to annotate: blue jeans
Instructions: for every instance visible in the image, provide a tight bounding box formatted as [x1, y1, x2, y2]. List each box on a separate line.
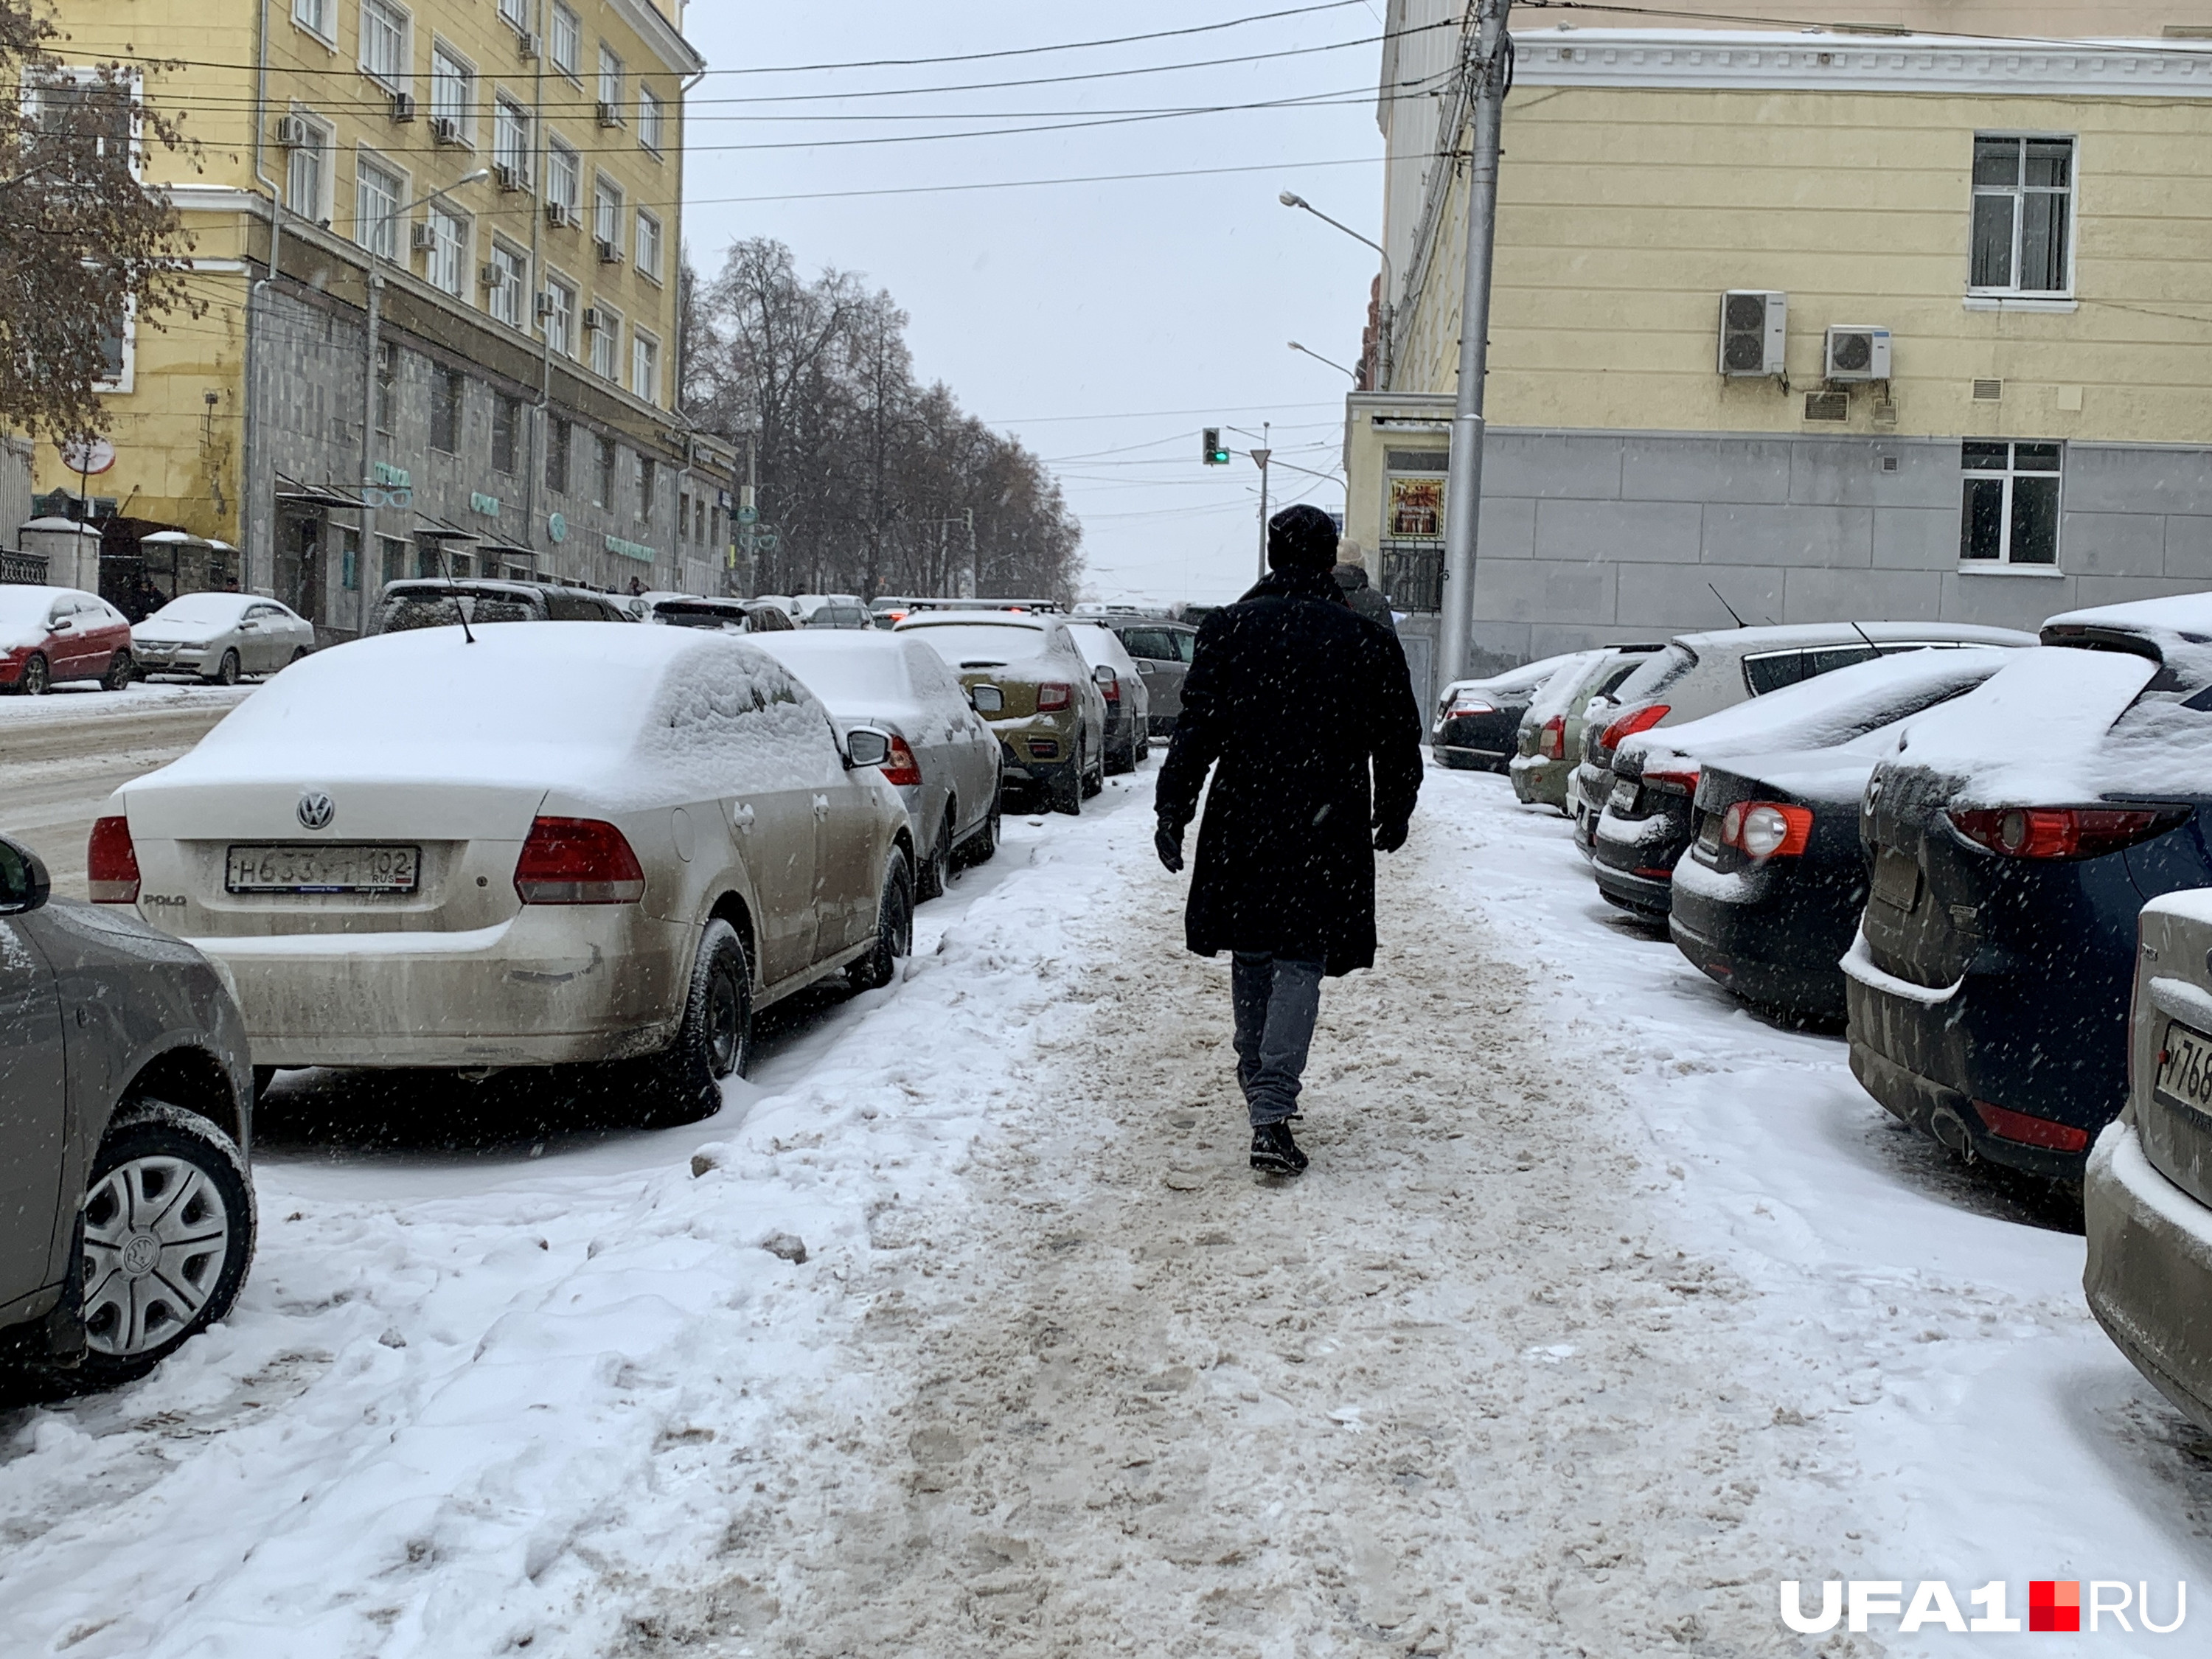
[1232, 952, 1325, 1128]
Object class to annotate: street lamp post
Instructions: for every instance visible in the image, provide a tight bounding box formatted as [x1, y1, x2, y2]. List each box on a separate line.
[358, 169, 488, 637]
[1288, 340, 1357, 380]
[1280, 191, 1394, 389]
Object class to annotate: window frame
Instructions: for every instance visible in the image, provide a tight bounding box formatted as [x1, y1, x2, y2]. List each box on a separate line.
[353, 150, 407, 261]
[631, 329, 660, 403]
[491, 392, 521, 476]
[358, 0, 412, 95]
[291, 0, 335, 46]
[597, 45, 625, 112]
[542, 270, 578, 357]
[487, 238, 528, 327]
[635, 453, 656, 526]
[1968, 132, 2077, 300]
[544, 134, 580, 215]
[492, 92, 532, 181]
[94, 297, 135, 394]
[1958, 439, 2065, 571]
[497, 0, 529, 29]
[546, 415, 573, 494]
[429, 41, 476, 144]
[594, 435, 617, 509]
[634, 208, 663, 282]
[637, 84, 664, 154]
[375, 338, 398, 435]
[589, 303, 622, 380]
[549, 2, 582, 80]
[283, 105, 335, 222]
[592, 173, 623, 248]
[425, 202, 470, 297]
[429, 367, 465, 455]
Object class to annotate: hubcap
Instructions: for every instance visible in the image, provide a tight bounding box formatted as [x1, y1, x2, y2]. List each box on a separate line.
[81, 1155, 231, 1357]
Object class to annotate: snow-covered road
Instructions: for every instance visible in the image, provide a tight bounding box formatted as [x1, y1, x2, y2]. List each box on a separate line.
[5, 762, 2208, 1655]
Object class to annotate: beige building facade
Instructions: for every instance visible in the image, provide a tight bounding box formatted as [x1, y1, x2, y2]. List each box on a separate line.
[27, 0, 730, 633]
[1361, 4, 2212, 680]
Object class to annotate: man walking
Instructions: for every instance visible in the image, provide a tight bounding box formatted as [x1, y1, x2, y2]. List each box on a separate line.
[1154, 504, 1425, 1175]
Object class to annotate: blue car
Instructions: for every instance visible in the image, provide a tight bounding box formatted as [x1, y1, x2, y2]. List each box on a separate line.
[1846, 594, 2212, 1181]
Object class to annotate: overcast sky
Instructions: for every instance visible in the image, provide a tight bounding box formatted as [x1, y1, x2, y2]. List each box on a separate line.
[679, 1, 1395, 605]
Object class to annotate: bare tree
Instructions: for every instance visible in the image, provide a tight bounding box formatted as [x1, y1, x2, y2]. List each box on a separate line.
[0, 2, 200, 440]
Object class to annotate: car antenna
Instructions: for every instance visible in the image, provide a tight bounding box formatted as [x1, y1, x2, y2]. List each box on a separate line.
[1707, 583, 1746, 628]
[443, 548, 476, 644]
[1848, 619, 1883, 656]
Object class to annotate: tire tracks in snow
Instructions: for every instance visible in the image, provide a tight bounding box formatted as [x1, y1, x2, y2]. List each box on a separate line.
[621, 791, 1863, 1658]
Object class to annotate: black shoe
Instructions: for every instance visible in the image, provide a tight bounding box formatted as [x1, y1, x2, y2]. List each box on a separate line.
[1251, 1121, 1309, 1176]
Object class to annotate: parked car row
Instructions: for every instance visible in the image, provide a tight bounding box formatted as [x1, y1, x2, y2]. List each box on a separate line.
[1484, 593, 2212, 1440]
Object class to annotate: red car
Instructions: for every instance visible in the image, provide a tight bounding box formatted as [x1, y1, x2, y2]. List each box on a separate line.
[0, 584, 137, 695]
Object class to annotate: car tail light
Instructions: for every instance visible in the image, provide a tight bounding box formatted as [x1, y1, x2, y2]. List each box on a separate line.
[1644, 765, 1700, 798]
[1539, 715, 1565, 760]
[513, 815, 645, 904]
[88, 815, 140, 904]
[1037, 682, 1072, 712]
[1448, 698, 1496, 719]
[1599, 703, 1669, 752]
[880, 736, 923, 787]
[1972, 1099, 2090, 1154]
[1029, 737, 1061, 760]
[1947, 805, 2190, 861]
[1099, 676, 1121, 704]
[1721, 801, 1814, 860]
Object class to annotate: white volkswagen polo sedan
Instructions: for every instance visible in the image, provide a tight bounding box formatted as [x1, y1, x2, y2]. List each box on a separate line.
[91, 624, 915, 1121]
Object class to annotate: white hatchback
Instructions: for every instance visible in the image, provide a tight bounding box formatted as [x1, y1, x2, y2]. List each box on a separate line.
[93, 624, 916, 1120]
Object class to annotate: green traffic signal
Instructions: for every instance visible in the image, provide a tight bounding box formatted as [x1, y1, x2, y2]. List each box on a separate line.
[1202, 426, 1230, 465]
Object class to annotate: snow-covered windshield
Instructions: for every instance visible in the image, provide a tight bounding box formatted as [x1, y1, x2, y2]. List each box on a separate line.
[0, 588, 58, 628]
[1613, 642, 1697, 706]
[144, 594, 250, 630]
[902, 622, 1048, 665]
[1066, 624, 1134, 672]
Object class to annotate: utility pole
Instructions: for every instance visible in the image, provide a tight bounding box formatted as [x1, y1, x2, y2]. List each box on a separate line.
[1439, 0, 1512, 687]
[1251, 420, 1272, 581]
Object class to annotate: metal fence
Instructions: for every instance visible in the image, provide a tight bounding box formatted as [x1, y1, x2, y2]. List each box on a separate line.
[0, 549, 49, 586]
[1380, 544, 1444, 613]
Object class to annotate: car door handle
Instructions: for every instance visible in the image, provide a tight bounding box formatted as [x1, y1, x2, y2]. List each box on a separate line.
[731, 803, 756, 830]
[813, 794, 830, 819]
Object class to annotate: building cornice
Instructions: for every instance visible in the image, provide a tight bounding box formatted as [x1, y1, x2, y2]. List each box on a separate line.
[1514, 29, 2212, 99]
[607, 0, 706, 77]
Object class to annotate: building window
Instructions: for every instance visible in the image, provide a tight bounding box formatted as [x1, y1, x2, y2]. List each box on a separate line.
[96, 303, 133, 391]
[678, 490, 690, 543]
[487, 240, 526, 327]
[375, 339, 397, 434]
[592, 175, 622, 249]
[638, 85, 664, 153]
[1960, 441, 2062, 566]
[293, 0, 334, 44]
[636, 455, 655, 525]
[492, 394, 520, 475]
[597, 46, 624, 111]
[549, 2, 580, 77]
[546, 136, 580, 217]
[283, 111, 333, 220]
[543, 273, 577, 356]
[547, 417, 571, 493]
[1971, 135, 2073, 296]
[493, 94, 531, 181]
[634, 209, 662, 281]
[360, 0, 410, 92]
[380, 534, 411, 585]
[431, 368, 465, 453]
[631, 331, 658, 402]
[590, 304, 621, 379]
[425, 204, 468, 296]
[355, 154, 405, 260]
[595, 436, 616, 509]
[430, 44, 474, 140]
[497, 0, 527, 27]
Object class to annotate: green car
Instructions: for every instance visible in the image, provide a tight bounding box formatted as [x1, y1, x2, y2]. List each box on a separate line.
[1508, 645, 1662, 813]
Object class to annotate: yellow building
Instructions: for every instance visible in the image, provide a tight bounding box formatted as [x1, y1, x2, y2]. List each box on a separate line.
[1357, 4, 2212, 682]
[30, 0, 729, 632]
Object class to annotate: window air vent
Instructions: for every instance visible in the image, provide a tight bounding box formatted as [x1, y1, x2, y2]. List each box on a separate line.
[1804, 392, 1850, 422]
[1972, 379, 2004, 401]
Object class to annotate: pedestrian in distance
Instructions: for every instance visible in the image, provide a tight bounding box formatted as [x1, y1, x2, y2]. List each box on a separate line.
[1154, 503, 1425, 1176]
[1332, 560, 1397, 635]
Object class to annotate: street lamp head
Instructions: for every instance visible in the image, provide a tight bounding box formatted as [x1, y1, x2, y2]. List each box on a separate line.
[1287, 341, 1303, 352]
[1279, 191, 1307, 209]
[454, 168, 491, 187]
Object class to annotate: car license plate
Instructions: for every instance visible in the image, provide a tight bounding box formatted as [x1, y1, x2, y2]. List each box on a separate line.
[1695, 812, 1722, 857]
[1610, 780, 1639, 814]
[226, 844, 420, 894]
[1871, 844, 1921, 913]
[2156, 1020, 2212, 1118]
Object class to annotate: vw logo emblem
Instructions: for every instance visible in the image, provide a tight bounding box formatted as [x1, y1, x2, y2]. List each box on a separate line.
[296, 790, 335, 831]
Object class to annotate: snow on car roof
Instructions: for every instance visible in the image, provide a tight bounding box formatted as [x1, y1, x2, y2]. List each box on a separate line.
[144, 592, 254, 627]
[142, 624, 838, 804]
[1620, 646, 2014, 771]
[746, 630, 919, 707]
[1668, 621, 2035, 655]
[0, 584, 77, 625]
[1065, 622, 1137, 671]
[1441, 651, 1586, 701]
[1520, 650, 1612, 728]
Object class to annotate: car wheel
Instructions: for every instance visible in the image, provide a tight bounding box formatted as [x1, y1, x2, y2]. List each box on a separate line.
[917, 807, 953, 901]
[849, 851, 914, 992]
[21, 653, 50, 696]
[100, 650, 135, 692]
[207, 649, 241, 687]
[73, 1102, 256, 1388]
[956, 801, 1001, 871]
[644, 919, 750, 1127]
[1082, 739, 1105, 799]
[1136, 734, 1151, 765]
[1048, 755, 1083, 816]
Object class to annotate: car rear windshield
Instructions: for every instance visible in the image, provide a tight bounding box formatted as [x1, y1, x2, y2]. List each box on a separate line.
[1119, 626, 1191, 663]
[378, 593, 540, 633]
[905, 622, 1047, 665]
[655, 604, 743, 629]
[1613, 643, 1697, 705]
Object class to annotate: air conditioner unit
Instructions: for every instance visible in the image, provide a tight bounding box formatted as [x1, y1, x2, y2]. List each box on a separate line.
[429, 115, 462, 146]
[543, 200, 574, 229]
[595, 100, 623, 128]
[389, 91, 417, 122]
[582, 306, 607, 332]
[492, 162, 527, 193]
[535, 291, 557, 320]
[275, 114, 311, 149]
[480, 262, 505, 289]
[1718, 290, 1787, 378]
[410, 222, 437, 253]
[518, 30, 542, 60]
[1825, 325, 1892, 383]
[595, 238, 624, 265]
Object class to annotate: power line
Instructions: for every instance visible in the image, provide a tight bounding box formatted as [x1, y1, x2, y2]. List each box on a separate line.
[1515, 0, 2212, 54]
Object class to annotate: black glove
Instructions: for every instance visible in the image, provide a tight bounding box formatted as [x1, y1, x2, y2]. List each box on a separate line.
[1372, 816, 1410, 855]
[1155, 819, 1186, 873]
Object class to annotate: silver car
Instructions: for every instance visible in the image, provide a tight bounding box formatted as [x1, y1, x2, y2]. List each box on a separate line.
[100, 624, 916, 1123]
[749, 630, 1004, 900]
[1, 832, 257, 1388]
[1109, 619, 1195, 736]
[133, 592, 316, 684]
[1066, 622, 1152, 773]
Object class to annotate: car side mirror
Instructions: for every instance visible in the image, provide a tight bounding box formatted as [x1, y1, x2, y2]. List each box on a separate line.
[970, 684, 1004, 714]
[0, 835, 52, 915]
[49, 617, 74, 633]
[846, 728, 891, 769]
[1093, 664, 1116, 686]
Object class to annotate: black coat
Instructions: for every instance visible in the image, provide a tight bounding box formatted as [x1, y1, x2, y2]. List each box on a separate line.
[1155, 568, 1425, 975]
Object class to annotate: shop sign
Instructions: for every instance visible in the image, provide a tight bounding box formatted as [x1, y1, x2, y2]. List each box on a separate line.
[547, 511, 568, 544]
[471, 493, 502, 518]
[604, 535, 656, 563]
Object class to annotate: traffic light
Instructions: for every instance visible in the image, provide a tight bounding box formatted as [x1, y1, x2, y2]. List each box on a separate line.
[1202, 427, 1230, 466]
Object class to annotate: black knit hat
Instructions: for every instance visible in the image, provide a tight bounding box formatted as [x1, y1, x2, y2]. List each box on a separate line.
[1267, 503, 1339, 574]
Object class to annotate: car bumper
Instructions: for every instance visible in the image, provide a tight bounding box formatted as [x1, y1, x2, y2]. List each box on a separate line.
[1593, 860, 1672, 917]
[1509, 754, 1570, 808]
[186, 907, 691, 1068]
[134, 644, 214, 673]
[1669, 858, 1860, 1021]
[2085, 1119, 2212, 1439]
